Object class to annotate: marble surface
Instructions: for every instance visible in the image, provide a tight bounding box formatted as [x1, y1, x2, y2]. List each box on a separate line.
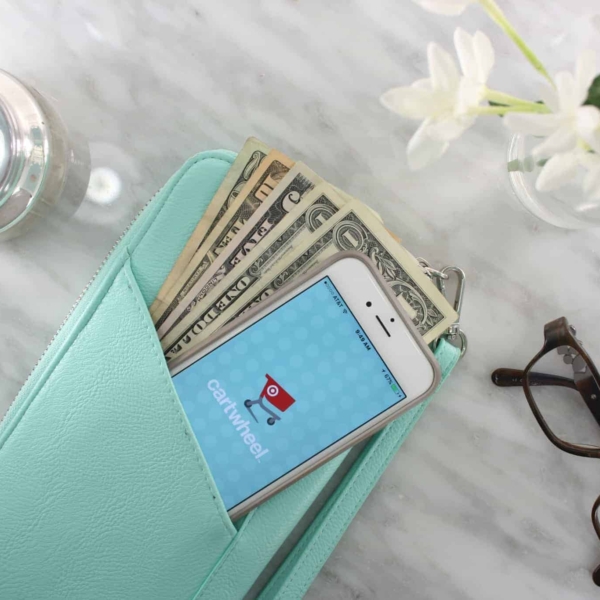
[2, 0, 600, 597]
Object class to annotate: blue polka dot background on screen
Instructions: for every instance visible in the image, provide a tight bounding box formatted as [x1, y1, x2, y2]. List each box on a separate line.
[172, 276, 406, 511]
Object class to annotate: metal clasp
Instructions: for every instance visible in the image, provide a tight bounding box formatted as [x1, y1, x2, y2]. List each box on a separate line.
[417, 259, 450, 282]
[437, 266, 467, 357]
[418, 259, 467, 358]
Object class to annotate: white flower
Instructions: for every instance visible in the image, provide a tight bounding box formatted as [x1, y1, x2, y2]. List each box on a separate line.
[412, 0, 477, 16]
[580, 152, 600, 200]
[505, 51, 598, 157]
[381, 29, 494, 170]
[504, 50, 600, 191]
[533, 151, 582, 193]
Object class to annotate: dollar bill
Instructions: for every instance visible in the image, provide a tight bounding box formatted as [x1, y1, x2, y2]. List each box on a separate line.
[163, 200, 456, 360]
[149, 138, 269, 320]
[158, 164, 322, 337]
[161, 184, 350, 359]
[154, 149, 294, 336]
[333, 185, 384, 224]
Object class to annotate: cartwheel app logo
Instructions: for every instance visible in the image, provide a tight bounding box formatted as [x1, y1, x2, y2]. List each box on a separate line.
[244, 374, 296, 426]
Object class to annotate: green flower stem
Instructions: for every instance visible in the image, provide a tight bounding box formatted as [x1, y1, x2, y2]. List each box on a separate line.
[473, 104, 550, 116]
[479, 0, 553, 85]
[485, 89, 542, 108]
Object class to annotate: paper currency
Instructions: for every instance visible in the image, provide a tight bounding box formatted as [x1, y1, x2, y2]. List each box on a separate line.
[157, 164, 322, 337]
[333, 185, 384, 224]
[152, 138, 458, 363]
[154, 149, 294, 335]
[161, 184, 350, 359]
[149, 137, 270, 320]
[162, 199, 456, 360]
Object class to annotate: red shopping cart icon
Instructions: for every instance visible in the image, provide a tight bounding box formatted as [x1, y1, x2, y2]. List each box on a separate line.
[244, 374, 296, 426]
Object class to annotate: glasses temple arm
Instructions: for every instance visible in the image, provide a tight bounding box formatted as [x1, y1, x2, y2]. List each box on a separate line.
[491, 368, 577, 390]
[592, 495, 600, 587]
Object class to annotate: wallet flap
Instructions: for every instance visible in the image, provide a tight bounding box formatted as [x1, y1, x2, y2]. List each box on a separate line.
[194, 451, 348, 600]
[0, 260, 236, 599]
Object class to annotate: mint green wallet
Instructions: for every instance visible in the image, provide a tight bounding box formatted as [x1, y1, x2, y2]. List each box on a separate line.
[0, 150, 460, 600]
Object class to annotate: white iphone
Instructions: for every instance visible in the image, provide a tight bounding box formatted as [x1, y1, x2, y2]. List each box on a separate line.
[169, 251, 440, 519]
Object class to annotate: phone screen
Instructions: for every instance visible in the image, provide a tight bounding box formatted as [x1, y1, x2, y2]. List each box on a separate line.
[172, 276, 406, 512]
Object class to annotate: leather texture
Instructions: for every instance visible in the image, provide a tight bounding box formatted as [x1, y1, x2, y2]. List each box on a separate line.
[0, 259, 236, 599]
[0, 151, 240, 600]
[194, 450, 349, 600]
[0, 149, 460, 600]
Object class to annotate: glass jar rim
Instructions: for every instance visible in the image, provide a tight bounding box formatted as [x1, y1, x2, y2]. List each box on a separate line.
[0, 69, 50, 233]
[0, 105, 10, 188]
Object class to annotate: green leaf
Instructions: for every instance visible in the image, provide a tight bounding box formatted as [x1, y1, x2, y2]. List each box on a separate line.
[584, 74, 600, 109]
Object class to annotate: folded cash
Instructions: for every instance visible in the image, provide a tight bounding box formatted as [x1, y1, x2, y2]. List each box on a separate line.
[153, 138, 457, 360]
[150, 137, 270, 322]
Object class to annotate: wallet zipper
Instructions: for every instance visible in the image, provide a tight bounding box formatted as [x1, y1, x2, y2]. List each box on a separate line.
[1, 189, 160, 427]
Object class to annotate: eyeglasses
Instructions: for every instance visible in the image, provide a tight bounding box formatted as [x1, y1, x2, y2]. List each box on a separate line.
[492, 316, 600, 586]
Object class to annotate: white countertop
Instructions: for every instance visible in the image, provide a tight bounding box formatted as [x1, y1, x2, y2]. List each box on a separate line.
[2, 1, 600, 598]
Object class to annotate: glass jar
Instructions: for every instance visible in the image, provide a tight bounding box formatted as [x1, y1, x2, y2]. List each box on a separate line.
[0, 70, 90, 241]
[506, 133, 600, 229]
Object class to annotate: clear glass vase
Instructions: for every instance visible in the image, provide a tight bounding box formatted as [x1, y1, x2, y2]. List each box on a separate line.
[506, 133, 600, 229]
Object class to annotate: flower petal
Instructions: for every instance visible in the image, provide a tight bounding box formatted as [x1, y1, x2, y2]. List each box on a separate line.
[537, 83, 560, 113]
[582, 163, 600, 199]
[575, 49, 596, 106]
[380, 85, 438, 119]
[473, 31, 494, 83]
[453, 28, 477, 80]
[575, 105, 600, 153]
[578, 151, 600, 170]
[457, 77, 483, 112]
[535, 152, 580, 192]
[503, 112, 563, 136]
[413, 0, 472, 16]
[531, 124, 577, 158]
[427, 42, 459, 92]
[406, 120, 450, 170]
[427, 115, 472, 141]
[412, 78, 433, 90]
[555, 71, 579, 113]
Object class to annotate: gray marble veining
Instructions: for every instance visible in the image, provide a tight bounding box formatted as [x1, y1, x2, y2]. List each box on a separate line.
[2, 0, 600, 598]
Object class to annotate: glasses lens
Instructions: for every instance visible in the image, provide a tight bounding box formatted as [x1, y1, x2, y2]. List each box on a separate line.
[526, 347, 600, 449]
